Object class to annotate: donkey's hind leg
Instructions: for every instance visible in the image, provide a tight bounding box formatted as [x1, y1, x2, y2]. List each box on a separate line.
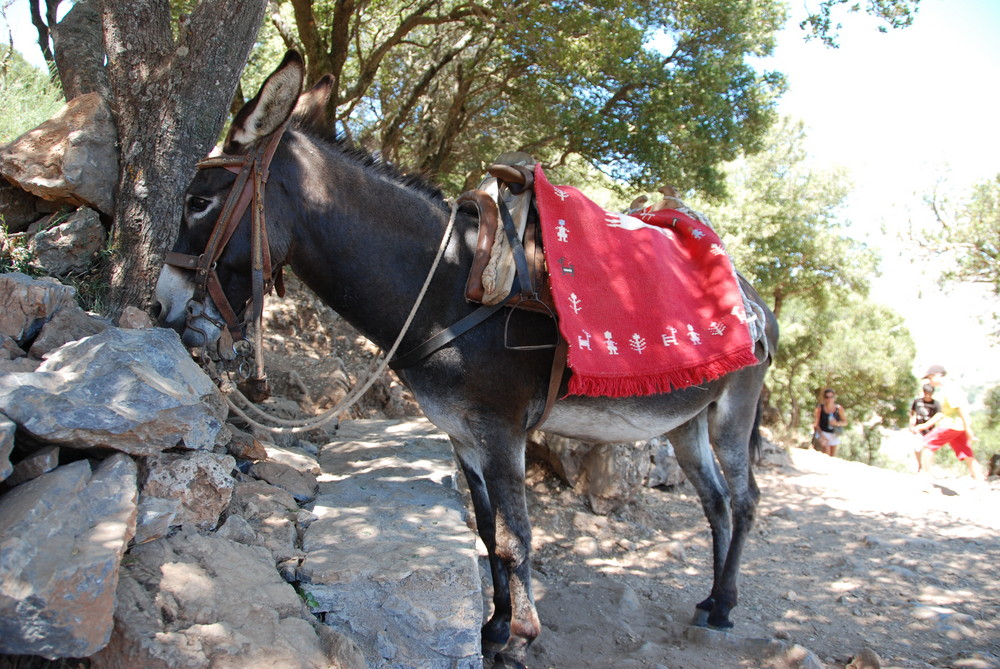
[702, 389, 763, 628]
[666, 410, 734, 628]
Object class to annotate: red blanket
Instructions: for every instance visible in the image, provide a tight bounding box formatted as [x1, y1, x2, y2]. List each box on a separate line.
[534, 166, 759, 397]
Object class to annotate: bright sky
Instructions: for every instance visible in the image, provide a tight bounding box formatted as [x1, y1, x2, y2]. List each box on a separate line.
[4, 0, 1000, 391]
[760, 0, 1000, 393]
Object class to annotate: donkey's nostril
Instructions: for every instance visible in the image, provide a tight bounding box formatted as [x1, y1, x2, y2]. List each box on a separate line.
[150, 301, 163, 322]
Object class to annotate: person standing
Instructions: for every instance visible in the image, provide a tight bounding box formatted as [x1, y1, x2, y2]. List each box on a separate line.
[812, 388, 847, 458]
[909, 383, 941, 473]
[918, 365, 984, 479]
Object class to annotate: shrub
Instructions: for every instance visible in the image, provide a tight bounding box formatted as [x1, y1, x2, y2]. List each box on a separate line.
[0, 48, 63, 143]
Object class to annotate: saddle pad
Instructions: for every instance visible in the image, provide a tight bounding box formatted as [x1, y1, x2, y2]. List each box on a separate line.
[533, 165, 759, 397]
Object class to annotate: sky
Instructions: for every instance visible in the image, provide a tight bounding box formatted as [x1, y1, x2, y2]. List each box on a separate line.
[3, 0, 1000, 391]
[758, 0, 1000, 393]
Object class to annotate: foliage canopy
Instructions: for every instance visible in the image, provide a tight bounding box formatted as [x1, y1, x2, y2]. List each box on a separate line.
[260, 0, 787, 195]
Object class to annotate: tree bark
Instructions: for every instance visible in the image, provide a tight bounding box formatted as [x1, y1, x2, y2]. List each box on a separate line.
[98, 0, 268, 319]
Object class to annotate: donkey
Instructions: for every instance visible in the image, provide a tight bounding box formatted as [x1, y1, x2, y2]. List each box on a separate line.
[155, 51, 778, 668]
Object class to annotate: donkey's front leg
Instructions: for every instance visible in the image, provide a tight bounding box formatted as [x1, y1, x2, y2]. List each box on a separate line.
[481, 427, 540, 668]
[450, 439, 513, 647]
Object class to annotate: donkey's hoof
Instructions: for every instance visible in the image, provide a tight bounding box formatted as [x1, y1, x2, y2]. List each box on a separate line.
[482, 618, 511, 646]
[691, 608, 711, 627]
[707, 613, 735, 630]
[493, 652, 528, 669]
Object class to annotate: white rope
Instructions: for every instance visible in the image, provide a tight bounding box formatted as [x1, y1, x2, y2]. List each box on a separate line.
[220, 200, 460, 435]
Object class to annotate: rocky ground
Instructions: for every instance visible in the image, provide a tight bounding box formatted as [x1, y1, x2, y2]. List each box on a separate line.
[263, 278, 1000, 669]
[517, 448, 999, 669]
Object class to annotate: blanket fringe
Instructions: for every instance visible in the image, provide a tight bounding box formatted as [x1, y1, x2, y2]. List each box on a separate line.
[567, 347, 760, 398]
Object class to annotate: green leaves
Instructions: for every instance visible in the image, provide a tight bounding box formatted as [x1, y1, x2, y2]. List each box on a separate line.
[270, 0, 786, 195]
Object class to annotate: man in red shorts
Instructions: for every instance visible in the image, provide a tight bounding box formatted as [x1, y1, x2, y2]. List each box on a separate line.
[917, 364, 983, 480]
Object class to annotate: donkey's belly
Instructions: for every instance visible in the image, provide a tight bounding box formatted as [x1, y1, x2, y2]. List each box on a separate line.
[542, 395, 699, 443]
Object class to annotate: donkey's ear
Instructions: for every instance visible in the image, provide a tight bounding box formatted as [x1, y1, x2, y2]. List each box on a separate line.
[225, 51, 305, 153]
[291, 74, 334, 135]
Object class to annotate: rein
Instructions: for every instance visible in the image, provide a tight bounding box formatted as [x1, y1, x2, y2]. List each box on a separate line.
[218, 199, 462, 435]
[164, 118, 291, 398]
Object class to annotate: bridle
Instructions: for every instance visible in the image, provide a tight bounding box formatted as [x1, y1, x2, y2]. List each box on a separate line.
[163, 119, 291, 400]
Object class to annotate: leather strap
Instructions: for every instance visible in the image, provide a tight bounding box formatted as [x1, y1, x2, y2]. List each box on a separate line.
[389, 288, 516, 370]
[528, 336, 567, 432]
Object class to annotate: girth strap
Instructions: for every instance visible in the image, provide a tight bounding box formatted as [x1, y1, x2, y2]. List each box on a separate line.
[389, 288, 517, 371]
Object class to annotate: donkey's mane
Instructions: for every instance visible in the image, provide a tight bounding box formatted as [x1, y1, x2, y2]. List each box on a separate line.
[292, 117, 446, 204]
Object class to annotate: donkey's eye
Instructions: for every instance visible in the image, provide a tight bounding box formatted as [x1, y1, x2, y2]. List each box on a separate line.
[188, 196, 212, 213]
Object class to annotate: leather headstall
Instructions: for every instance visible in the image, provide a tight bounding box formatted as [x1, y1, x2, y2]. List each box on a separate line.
[163, 118, 291, 400]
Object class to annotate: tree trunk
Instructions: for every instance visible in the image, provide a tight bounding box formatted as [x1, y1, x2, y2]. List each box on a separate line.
[98, 0, 268, 319]
[51, 0, 108, 100]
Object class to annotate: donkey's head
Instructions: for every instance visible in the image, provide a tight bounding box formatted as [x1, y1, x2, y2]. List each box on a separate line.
[155, 51, 331, 359]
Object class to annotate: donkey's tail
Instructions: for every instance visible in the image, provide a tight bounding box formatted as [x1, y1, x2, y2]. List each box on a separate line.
[749, 395, 764, 467]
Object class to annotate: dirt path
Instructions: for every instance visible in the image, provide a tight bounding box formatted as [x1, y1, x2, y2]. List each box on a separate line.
[515, 447, 1000, 669]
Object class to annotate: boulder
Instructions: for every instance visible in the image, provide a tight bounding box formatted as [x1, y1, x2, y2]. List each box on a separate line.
[647, 437, 685, 488]
[0, 91, 118, 216]
[0, 327, 227, 455]
[138, 451, 236, 530]
[89, 529, 365, 669]
[0, 272, 77, 346]
[29, 207, 107, 277]
[579, 441, 653, 515]
[529, 432, 684, 514]
[0, 454, 137, 658]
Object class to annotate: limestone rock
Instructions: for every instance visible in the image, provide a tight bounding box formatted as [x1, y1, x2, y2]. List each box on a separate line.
[529, 432, 686, 513]
[0, 415, 13, 482]
[0, 272, 77, 346]
[29, 207, 107, 276]
[581, 441, 652, 514]
[647, 437, 685, 488]
[132, 495, 181, 545]
[300, 419, 482, 668]
[0, 454, 138, 658]
[0, 327, 226, 455]
[89, 529, 365, 669]
[2, 444, 60, 487]
[227, 479, 302, 563]
[139, 451, 236, 530]
[28, 301, 109, 358]
[0, 91, 118, 215]
[530, 433, 652, 514]
[117, 305, 153, 330]
[249, 459, 318, 503]
[2, 333, 27, 359]
[0, 179, 46, 233]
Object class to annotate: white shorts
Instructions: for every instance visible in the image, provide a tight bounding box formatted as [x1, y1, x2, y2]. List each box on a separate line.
[820, 430, 840, 446]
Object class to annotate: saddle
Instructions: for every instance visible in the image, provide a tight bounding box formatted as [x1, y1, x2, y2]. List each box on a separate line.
[459, 153, 554, 315]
